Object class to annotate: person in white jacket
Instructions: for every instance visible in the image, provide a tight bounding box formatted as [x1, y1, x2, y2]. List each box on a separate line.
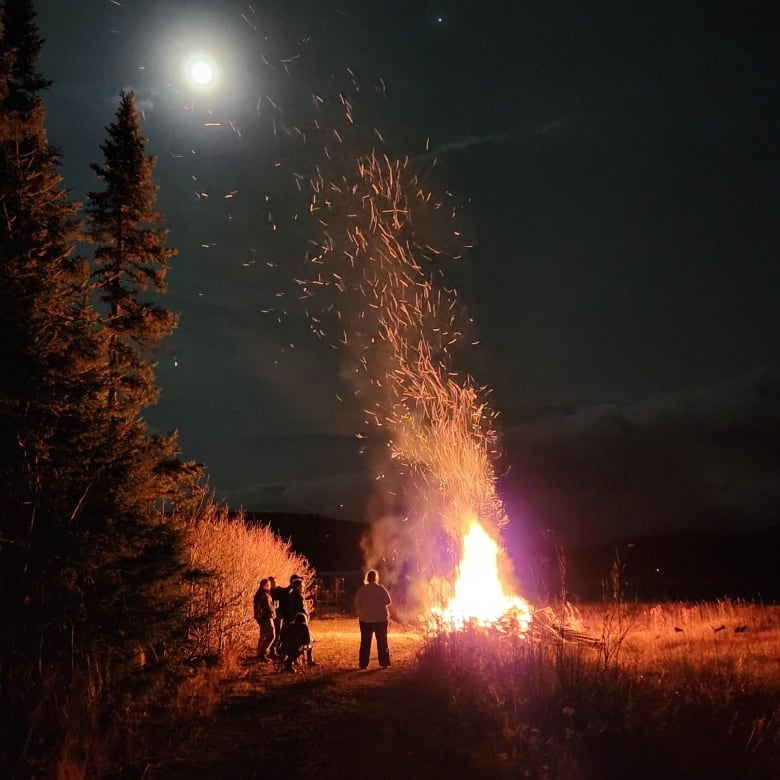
[353, 569, 392, 669]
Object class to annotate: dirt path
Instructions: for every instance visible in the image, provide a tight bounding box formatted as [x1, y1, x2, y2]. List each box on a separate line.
[141, 615, 494, 780]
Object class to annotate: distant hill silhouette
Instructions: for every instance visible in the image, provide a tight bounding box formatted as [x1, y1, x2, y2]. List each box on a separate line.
[243, 511, 369, 572]
[242, 511, 779, 602]
[513, 524, 780, 603]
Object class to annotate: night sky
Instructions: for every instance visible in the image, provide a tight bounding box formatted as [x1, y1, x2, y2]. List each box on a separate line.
[36, 1, 778, 543]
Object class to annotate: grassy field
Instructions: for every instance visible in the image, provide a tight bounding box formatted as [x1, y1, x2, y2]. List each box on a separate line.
[134, 599, 780, 779]
[418, 599, 780, 779]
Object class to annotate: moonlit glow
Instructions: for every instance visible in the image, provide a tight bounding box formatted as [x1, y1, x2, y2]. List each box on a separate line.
[190, 58, 213, 86]
[183, 52, 218, 89]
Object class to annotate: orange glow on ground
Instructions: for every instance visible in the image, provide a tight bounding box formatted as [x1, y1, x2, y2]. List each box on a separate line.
[432, 519, 532, 633]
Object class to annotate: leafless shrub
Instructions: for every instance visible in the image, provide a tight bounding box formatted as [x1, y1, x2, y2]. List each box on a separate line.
[184, 502, 315, 662]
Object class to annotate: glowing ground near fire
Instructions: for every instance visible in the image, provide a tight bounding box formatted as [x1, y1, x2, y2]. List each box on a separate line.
[145, 603, 780, 779]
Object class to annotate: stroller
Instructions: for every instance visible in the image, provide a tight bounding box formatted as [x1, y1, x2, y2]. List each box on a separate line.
[275, 613, 312, 673]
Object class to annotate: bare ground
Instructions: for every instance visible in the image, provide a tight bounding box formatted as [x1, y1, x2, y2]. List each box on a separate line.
[139, 613, 498, 780]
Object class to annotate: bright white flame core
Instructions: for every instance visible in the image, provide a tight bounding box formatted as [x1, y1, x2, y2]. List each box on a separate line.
[433, 519, 532, 632]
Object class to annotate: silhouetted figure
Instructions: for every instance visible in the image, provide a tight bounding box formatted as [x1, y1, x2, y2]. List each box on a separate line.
[287, 577, 307, 622]
[278, 613, 312, 673]
[354, 569, 392, 669]
[253, 578, 276, 662]
[281, 574, 302, 625]
[269, 575, 286, 653]
[287, 578, 317, 664]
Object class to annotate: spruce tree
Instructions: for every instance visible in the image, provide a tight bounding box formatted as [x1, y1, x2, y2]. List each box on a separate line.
[0, 0, 107, 773]
[1, 6, 199, 772]
[82, 89, 202, 711]
[87, 90, 178, 418]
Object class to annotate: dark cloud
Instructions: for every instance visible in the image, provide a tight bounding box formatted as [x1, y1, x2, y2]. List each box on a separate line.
[499, 369, 780, 544]
[226, 470, 371, 519]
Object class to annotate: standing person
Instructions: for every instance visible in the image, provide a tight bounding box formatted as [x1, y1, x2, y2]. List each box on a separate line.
[282, 574, 301, 626]
[253, 578, 276, 662]
[354, 569, 392, 669]
[268, 576, 286, 654]
[287, 577, 307, 621]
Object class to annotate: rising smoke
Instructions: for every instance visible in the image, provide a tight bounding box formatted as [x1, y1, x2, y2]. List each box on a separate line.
[298, 152, 516, 619]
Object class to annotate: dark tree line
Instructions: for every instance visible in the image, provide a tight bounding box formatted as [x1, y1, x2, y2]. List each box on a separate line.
[0, 1, 202, 775]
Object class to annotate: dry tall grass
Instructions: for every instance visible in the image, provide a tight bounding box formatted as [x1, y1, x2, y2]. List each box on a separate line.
[417, 600, 780, 779]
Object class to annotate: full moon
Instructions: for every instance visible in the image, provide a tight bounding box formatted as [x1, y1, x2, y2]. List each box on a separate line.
[183, 52, 219, 90]
[190, 58, 213, 86]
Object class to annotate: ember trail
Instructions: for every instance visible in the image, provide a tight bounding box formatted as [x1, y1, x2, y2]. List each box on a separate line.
[298, 152, 532, 631]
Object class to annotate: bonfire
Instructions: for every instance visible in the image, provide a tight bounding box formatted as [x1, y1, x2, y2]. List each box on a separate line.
[301, 152, 539, 636]
[430, 518, 532, 634]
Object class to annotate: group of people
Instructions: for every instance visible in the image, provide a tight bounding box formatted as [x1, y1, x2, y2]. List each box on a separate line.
[253, 574, 316, 672]
[253, 568, 393, 672]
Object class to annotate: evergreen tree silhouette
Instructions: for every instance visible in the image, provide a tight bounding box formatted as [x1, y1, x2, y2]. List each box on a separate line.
[0, 5, 201, 772]
[79, 86, 203, 749]
[0, 0, 109, 773]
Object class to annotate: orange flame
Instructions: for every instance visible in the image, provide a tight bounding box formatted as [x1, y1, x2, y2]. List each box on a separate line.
[432, 518, 532, 633]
